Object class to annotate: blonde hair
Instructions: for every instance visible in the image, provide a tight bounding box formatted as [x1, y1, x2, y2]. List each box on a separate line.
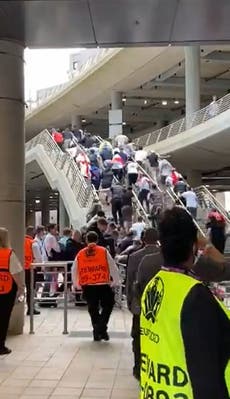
[0, 228, 10, 248]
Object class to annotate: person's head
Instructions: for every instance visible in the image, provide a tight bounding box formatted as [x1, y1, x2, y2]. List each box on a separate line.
[47, 223, 57, 236]
[143, 228, 158, 245]
[62, 227, 72, 238]
[178, 177, 183, 182]
[36, 225, 45, 239]
[86, 231, 98, 245]
[107, 222, 116, 234]
[89, 148, 95, 154]
[97, 210, 106, 218]
[138, 146, 143, 150]
[72, 229, 82, 242]
[128, 186, 133, 192]
[26, 226, 35, 238]
[0, 228, 10, 248]
[159, 207, 198, 270]
[212, 95, 217, 101]
[137, 215, 143, 223]
[97, 217, 108, 232]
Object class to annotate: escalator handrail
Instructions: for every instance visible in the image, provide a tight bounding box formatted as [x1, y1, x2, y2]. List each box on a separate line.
[195, 185, 230, 224]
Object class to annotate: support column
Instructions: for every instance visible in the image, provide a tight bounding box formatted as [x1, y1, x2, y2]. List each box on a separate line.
[184, 46, 200, 128]
[109, 91, 123, 139]
[0, 41, 25, 334]
[71, 114, 82, 130]
[59, 196, 69, 234]
[186, 170, 202, 188]
[41, 191, 50, 227]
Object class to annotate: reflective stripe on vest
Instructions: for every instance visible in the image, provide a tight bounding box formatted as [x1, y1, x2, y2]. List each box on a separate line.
[77, 244, 110, 286]
[24, 236, 34, 270]
[140, 270, 230, 399]
[0, 248, 13, 295]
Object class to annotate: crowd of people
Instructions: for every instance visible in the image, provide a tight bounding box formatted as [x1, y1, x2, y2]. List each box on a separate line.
[1, 128, 230, 398]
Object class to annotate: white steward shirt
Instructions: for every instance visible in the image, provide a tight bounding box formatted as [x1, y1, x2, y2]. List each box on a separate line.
[127, 161, 138, 174]
[182, 191, 198, 208]
[72, 248, 120, 288]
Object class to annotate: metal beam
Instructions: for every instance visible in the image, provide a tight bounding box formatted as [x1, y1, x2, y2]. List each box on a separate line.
[204, 51, 230, 63]
[151, 77, 230, 90]
[155, 61, 185, 82]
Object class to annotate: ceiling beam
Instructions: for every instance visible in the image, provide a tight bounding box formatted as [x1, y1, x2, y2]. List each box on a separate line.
[204, 51, 230, 63]
[150, 77, 230, 90]
[155, 61, 185, 82]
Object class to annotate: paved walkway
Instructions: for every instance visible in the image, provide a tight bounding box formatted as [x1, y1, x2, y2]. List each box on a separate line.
[0, 306, 139, 399]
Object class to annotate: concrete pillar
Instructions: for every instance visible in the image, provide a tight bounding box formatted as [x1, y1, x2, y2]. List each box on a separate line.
[186, 170, 202, 188]
[59, 196, 69, 234]
[41, 191, 50, 227]
[184, 46, 200, 128]
[0, 41, 25, 334]
[71, 114, 82, 130]
[109, 91, 123, 139]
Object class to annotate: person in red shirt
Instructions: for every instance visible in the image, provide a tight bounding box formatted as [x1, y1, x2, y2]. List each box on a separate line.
[51, 128, 63, 149]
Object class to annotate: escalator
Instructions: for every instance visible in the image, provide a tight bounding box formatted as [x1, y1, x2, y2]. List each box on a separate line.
[25, 129, 98, 228]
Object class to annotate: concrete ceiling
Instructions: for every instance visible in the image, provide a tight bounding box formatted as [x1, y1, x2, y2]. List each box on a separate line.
[2, 1, 230, 47]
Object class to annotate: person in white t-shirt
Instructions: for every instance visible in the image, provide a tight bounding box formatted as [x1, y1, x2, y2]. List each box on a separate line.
[43, 224, 61, 297]
[135, 146, 147, 164]
[182, 188, 198, 219]
[114, 134, 129, 147]
[208, 95, 218, 119]
[132, 216, 146, 239]
[126, 160, 139, 185]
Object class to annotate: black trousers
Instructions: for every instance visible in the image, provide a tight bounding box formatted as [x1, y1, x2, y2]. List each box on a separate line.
[138, 189, 150, 213]
[0, 285, 17, 349]
[131, 314, 140, 377]
[111, 199, 123, 225]
[83, 285, 115, 334]
[25, 269, 36, 311]
[128, 173, 138, 186]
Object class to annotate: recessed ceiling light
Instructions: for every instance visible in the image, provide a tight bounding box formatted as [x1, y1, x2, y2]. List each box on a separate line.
[144, 99, 148, 105]
[122, 122, 126, 126]
[174, 100, 180, 105]
[162, 100, 168, 106]
[35, 199, 40, 204]
[122, 96, 127, 102]
[82, 118, 86, 123]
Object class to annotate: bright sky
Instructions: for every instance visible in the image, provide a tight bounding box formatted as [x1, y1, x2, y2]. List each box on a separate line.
[24, 48, 83, 101]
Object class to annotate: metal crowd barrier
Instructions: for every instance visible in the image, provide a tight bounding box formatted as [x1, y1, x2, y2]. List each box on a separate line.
[29, 262, 69, 335]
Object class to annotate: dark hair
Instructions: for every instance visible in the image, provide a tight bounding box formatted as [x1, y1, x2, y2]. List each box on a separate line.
[137, 215, 143, 222]
[109, 222, 116, 230]
[97, 217, 108, 226]
[143, 228, 158, 244]
[36, 225, 45, 234]
[159, 207, 197, 265]
[26, 226, 35, 236]
[63, 227, 72, 236]
[47, 223, 56, 232]
[97, 210, 105, 217]
[86, 231, 98, 243]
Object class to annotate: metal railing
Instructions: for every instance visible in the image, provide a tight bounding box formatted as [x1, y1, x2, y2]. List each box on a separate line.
[25, 129, 97, 209]
[26, 49, 116, 113]
[195, 185, 230, 225]
[29, 262, 69, 335]
[135, 93, 230, 148]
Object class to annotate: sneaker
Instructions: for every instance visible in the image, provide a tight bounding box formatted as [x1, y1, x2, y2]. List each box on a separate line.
[0, 347, 12, 355]
[27, 309, 41, 315]
[101, 331, 110, 341]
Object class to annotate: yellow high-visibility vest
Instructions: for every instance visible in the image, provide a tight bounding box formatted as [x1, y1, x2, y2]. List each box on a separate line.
[140, 270, 230, 399]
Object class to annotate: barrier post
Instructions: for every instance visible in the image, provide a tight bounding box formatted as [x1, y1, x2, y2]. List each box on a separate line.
[29, 264, 35, 334]
[63, 264, 68, 334]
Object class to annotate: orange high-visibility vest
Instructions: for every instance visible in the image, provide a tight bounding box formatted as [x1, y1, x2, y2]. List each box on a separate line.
[24, 236, 34, 270]
[0, 248, 13, 295]
[76, 244, 110, 286]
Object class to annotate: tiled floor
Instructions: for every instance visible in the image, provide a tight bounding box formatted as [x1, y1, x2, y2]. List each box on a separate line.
[0, 305, 139, 399]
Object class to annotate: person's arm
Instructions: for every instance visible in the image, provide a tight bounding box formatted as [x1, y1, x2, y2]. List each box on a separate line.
[71, 258, 81, 289]
[126, 254, 135, 311]
[106, 250, 120, 286]
[181, 284, 230, 399]
[51, 236, 61, 253]
[9, 252, 25, 296]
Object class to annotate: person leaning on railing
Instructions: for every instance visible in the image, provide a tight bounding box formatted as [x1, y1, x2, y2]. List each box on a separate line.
[0, 228, 24, 355]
